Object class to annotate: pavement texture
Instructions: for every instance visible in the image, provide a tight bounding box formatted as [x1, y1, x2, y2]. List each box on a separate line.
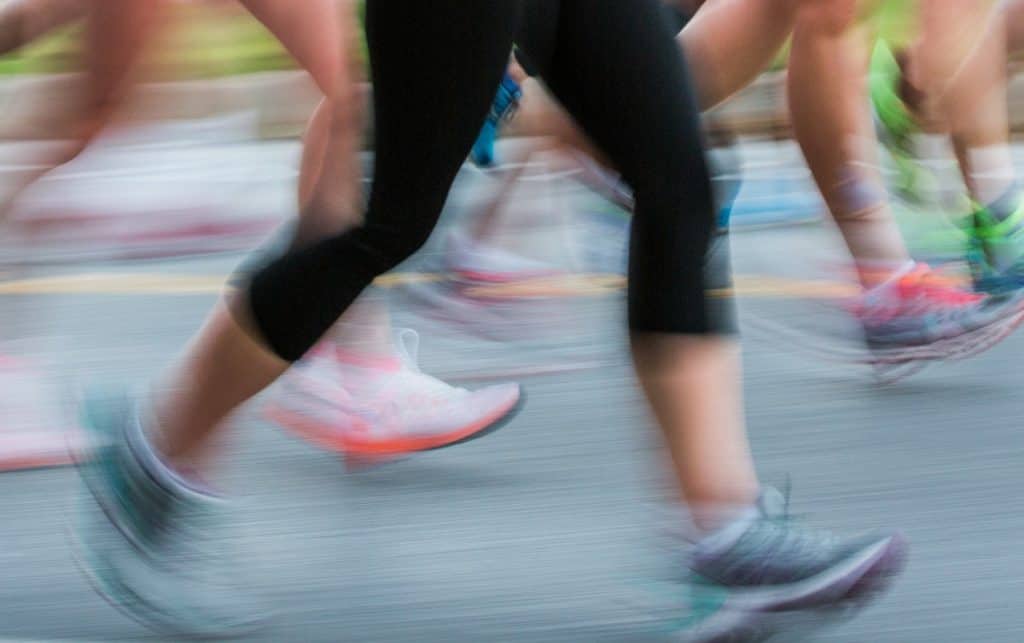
[0, 137, 1022, 642]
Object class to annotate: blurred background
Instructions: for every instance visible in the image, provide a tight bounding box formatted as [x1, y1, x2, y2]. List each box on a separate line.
[1, 1, 1024, 641]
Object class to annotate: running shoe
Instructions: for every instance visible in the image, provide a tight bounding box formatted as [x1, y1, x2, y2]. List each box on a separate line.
[869, 40, 938, 204]
[852, 263, 1024, 350]
[681, 488, 907, 642]
[967, 198, 1024, 295]
[470, 72, 522, 168]
[265, 329, 524, 457]
[72, 389, 265, 637]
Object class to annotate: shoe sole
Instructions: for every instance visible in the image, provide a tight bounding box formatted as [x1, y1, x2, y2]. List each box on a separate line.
[67, 508, 266, 640]
[340, 390, 530, 471]
[732, 533, 906, 612]
[867, 307, 1024, 364]
[683, 533, 908, 643]
[266, 386, 526, 457]
[866, 286, 1024, 350]
[68, 392, 267, 639]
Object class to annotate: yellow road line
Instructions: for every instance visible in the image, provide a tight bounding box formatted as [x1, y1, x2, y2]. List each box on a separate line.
[0, 272, 859, 298]
[0, 273, 226, 295]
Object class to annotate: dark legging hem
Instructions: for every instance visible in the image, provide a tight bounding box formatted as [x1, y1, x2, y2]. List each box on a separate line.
[247, 0, 720, 362]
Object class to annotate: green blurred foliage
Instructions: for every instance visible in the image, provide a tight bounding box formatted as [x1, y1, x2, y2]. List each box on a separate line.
[0, 2, 369, 77]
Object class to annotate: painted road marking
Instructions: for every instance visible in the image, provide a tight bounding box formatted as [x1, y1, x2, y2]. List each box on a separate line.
[0, 272, 860, 298]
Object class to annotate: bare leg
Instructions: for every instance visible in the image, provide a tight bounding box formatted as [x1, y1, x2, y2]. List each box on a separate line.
[152, 300, 287, 462]
[3, 0, 165, 214]
[915, 1, 1009, 201]
[80, 0, 161, 135]
[638, 4, 763, 508]
[1007, 0, 1024, 51]
[682, 0, 801, 110]
[242, 0, 404, 360]
[0, 0, 86, 55]
[241, 0, 366, 237]
[632, 334, 758, 517]
[788, 0, 911, 284]
[293, 88, 368, 241]
[154, 2, 371, 462]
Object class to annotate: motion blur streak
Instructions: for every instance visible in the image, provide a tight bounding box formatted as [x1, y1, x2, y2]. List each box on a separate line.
[1, 1, 1024, 641]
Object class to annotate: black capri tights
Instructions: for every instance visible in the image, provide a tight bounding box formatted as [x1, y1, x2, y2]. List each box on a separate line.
[248, 0, 719, 362]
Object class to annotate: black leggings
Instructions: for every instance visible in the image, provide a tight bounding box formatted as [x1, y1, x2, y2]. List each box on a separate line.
[248, 0, 718, 362]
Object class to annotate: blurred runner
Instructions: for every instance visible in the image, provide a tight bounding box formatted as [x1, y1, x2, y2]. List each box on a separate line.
[74, 0, 905, 639]
[456, 0, 1024, 375]
[787, 0, 1024, 367]
[0, 0, 523, 464]
[451, 0, 741, 281]
[870, 0, 1024, 296]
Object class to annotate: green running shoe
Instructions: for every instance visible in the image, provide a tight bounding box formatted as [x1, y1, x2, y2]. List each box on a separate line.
[968, 197, 1024, 294]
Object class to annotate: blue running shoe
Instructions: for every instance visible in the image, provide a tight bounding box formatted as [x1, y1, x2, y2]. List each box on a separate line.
[470, 73, 522, 168]
[72, 388, 266, 637]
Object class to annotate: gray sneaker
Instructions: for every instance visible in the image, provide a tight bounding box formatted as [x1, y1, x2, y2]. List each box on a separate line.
[71, 389, 266, 637]
[674, 489, 906, 642]
[691, 489, 906, 611]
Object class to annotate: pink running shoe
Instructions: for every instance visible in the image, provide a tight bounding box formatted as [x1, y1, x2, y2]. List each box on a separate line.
[265, 329, 524, 458]
[852, 263, 1024, 348]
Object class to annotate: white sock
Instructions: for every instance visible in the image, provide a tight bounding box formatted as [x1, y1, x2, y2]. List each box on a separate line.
[969, 145, 1017, 209]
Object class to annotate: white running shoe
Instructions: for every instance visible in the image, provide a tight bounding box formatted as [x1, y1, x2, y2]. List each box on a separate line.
[266, 329, 524, 457]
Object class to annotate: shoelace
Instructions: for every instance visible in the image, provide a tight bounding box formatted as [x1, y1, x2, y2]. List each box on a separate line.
[347, 330, 470, 432]
[393, 328, 467, 389]
[723, 483, 842, 585]
[395, 327, 422, 372]
[738, 521, 841, 579]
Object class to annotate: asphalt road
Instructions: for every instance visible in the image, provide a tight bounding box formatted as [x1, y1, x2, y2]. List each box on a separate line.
[0, 136, 1022, 642]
